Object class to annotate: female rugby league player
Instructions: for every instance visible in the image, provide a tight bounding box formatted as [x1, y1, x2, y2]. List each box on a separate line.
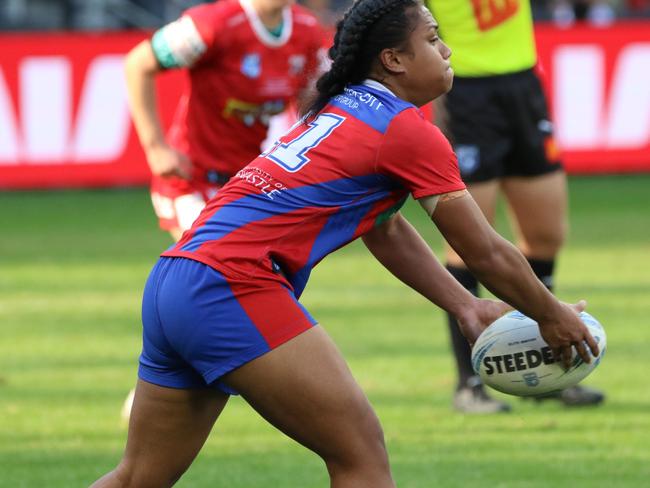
[93, 0, 597, 486]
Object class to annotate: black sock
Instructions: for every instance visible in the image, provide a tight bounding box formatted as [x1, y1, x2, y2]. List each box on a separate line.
[445, 264, 479, 389]
[527, 258, 556, 292]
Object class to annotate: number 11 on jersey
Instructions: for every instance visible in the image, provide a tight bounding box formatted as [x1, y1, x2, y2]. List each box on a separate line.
[264, 113, 345, 172]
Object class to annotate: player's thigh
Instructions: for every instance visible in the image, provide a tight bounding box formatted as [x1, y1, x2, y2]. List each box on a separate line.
[501, 171, 568, 258]
[222, 326, 389, 467]
[118, 379, 229, 487]
[446, 180, 501, 266]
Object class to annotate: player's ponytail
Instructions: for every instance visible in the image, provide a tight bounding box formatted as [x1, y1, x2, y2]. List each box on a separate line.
[303, 0, 420, 117]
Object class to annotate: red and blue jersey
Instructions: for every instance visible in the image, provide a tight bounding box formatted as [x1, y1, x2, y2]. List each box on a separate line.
[162, 81, 465, 296]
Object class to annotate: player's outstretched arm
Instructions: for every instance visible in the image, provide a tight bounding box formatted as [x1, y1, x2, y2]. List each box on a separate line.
[124, 40, 191, 179]
[430, 190, 598, 365]
[362, 213, 510, 343]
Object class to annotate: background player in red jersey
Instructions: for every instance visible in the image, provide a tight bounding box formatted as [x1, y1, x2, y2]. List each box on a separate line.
[93, 1, 598, 486]
[120, 0, 327, 422]
[125, 0, 327, 241]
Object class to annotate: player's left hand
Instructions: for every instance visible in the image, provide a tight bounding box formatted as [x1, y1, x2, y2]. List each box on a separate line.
[456, 298, 511, 346]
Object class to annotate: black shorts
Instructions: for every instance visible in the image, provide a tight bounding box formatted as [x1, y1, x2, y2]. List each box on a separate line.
[444, 69, 563, 183]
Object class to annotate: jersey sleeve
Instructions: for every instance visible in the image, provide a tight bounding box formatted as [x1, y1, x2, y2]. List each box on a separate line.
[150, 4, 223, 69]
[376, 108, 466, 199]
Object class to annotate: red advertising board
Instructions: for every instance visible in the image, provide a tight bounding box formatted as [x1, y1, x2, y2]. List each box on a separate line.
[0, 32, 182, 189]
[535, 21, 650, 174]
[0, 23, 649, 189]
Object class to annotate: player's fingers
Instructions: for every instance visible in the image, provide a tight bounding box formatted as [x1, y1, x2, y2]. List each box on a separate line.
[551, 347, 563, 365]
[176, 159, 193, 180]
[569, 299, 587, 314]
[173, 166, 191, 180]
[584, 331, 600, 358]
[561, 346, 573, 369]
[457, 320, 481, 345]
[174, 166, 191, 180]
[495, 300, 512, 316]
[574, 340, 591, 364]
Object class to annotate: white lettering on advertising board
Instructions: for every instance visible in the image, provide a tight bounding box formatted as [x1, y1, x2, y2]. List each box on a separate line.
[0, 54, 130, 164]
[554, 43, 650, 150]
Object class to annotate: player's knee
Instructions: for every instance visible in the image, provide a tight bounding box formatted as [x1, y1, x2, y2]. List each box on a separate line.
[359, 413, 389, 458]
[325, 412, 390, 472]
[522, 225, 566, 257]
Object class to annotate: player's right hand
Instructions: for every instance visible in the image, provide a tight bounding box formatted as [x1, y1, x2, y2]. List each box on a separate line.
[146, 143, 192, 180]
[456, 298, 511, 346]
[537, 300, 599, 369]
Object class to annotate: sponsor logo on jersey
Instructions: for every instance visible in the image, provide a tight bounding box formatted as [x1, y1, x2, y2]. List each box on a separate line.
[288, 54, 306, 75]
[241, 53, 261, 79]
[235, 166, 287, 199]
[260, 78, 292, 97]
[343, 87, 384, 110]
[470, 0, 519, 31]
[223, 98, 286, 126]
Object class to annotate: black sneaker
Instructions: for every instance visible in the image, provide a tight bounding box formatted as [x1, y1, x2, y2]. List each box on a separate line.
[533, 385, 605, 407]
[453, 376, 512, 414]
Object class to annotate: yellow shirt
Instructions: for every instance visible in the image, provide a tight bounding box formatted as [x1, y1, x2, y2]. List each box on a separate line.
[427, 0, 537, 77]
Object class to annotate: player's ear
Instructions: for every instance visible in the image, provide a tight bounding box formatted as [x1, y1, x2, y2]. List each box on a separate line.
[378, 48, 407, 75]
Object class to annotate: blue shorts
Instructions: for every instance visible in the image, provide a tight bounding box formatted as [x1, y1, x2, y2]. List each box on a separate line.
[138, 257, 317, 395]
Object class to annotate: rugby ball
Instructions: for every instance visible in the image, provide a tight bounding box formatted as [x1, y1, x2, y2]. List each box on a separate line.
[471, 311, 606, 396]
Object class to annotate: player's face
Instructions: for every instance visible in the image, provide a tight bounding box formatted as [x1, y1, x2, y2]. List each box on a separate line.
[402, 7, 453, 106]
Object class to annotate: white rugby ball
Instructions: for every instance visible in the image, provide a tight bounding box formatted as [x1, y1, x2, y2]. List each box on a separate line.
[471, 310, 606, 396]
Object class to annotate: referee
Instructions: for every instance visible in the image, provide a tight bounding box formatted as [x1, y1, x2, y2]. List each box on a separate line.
[426, 0, 605, 413]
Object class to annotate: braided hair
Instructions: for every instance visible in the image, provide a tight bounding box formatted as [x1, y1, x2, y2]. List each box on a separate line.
[303, 0, 421, 117]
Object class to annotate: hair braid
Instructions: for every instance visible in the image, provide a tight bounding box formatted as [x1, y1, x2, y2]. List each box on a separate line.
[303, 0, 419, 117]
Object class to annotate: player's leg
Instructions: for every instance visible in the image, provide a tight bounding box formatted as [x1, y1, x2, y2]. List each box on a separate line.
[500, 69, 604, 405]
[501, 170, 567, 262]
[500, 68, 567, 275]
[440, 77, 514, 413]
[92, 380, 229, 487]
[445, 180, 511, 413]
[501, 170, 567, 297]
[222, 326, 395, 488]
[101, 254, 392, 486]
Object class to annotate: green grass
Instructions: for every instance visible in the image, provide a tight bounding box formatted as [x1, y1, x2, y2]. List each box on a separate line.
[1, 175, 649, 487]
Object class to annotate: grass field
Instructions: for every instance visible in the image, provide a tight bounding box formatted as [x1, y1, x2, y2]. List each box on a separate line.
[1, 175, 649, 487]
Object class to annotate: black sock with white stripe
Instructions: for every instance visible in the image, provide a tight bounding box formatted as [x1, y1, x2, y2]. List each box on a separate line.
[445, 264, 479, 389]
[527, 258, 556, 292]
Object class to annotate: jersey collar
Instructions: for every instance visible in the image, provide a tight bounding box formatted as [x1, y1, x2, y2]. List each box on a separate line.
[239, 0, 293, 47]
[362, 79, 397, 97]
